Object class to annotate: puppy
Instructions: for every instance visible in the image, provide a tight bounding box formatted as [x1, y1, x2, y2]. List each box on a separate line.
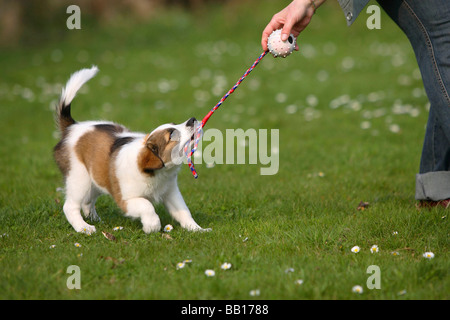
[54, 66, 209, 234]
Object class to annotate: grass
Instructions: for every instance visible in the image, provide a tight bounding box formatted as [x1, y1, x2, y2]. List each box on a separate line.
[0, 1, 448, 300]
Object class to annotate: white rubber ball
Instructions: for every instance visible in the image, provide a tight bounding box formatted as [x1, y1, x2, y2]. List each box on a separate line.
[267, 29, 296, 58]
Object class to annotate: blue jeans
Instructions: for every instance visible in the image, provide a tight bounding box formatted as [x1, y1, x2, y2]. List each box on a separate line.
[377, 0, 450, 200]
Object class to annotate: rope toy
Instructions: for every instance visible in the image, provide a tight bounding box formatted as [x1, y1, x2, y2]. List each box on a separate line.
[184, 29, 295, 178]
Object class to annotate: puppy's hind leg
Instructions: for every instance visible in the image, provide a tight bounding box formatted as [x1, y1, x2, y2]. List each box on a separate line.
[81, 186, 101, 222]
[63, 166, 97, 235]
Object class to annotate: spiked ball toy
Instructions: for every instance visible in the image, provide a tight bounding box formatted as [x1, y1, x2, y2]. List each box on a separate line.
[267, 29, 296, 58]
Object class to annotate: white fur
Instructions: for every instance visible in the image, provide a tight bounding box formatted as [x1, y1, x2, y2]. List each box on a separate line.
[60, 66, 98, 106]
[113, 133, 206, 233]
[56, 67, 209, 234]
[63, 159, 98, 234]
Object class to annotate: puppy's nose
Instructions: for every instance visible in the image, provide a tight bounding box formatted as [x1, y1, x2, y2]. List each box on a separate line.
[186, 117, 196, 127]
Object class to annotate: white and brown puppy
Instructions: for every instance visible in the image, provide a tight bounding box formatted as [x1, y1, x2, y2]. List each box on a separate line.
[54, 66, 209, 234]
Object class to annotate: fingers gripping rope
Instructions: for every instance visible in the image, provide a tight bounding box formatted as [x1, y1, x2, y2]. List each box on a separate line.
[184, 51, 268, 178]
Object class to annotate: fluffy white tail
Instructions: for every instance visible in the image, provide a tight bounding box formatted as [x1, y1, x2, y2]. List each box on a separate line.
[60, 65, 99, 106]
[56, 66, 99, 132]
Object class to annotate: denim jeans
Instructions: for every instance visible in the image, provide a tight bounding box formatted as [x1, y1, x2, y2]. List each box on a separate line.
[377, 0, 450, 200]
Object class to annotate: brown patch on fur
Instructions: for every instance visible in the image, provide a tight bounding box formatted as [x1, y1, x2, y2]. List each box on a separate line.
[54, 101, 77, 174]
[140, 129, 179, 170]
[73, 124, 129, 208]
[109, 151, 127, 212]
[138, 138, 165, 175]
[75, 130, 114, 190]
[53, 124, 127, 180]
[54, 139, 71, 176]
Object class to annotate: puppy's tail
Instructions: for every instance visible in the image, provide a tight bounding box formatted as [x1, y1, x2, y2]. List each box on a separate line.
[55, 65, 99, 133]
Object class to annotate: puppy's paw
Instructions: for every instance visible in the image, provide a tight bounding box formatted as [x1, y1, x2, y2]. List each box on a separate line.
[76, 223, 96, 235]
[142, 220, 161, 233]
[183, 223, 212, 232]
[88, 212, 101, 222]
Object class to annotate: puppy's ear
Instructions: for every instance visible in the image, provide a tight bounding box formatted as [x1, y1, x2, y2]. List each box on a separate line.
[138, 140, 164, 173]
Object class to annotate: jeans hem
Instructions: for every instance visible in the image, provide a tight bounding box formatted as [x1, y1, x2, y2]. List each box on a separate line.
[415, 171, 450, 200]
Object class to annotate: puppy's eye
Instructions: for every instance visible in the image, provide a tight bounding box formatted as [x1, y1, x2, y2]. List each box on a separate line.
[169, 130, 180, 141]
[150, 144, 158, 153]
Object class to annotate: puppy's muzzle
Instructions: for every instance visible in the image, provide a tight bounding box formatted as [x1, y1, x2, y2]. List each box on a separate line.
[186, 117, 196, 127]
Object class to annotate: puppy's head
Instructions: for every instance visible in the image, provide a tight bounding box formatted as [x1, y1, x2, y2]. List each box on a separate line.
[139, 117, 196, 173]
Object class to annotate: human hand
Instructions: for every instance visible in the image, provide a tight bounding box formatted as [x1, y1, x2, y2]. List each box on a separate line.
[261, 0, 324, 51]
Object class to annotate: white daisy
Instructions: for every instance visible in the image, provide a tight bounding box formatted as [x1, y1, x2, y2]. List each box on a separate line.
[370, 245, 379, 253]
[423, 252, 435, 259]
[249, 289, 260, 297]
[205, 269, 215, 277]
[351, 246, 360, 253]
[74, 243, 81, 248]
[352, 285, 363, 294]
[164, 224, 173, 233]
[221, 262, 232, 270]
[176, 262, 185, 270]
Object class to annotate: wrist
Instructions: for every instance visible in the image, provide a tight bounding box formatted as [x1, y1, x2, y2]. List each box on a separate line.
[310, 0, 317, 12]
[308, 0, 326, 13]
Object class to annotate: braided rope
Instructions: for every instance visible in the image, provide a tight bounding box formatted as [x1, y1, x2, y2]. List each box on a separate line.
[185, 51, 268, 178]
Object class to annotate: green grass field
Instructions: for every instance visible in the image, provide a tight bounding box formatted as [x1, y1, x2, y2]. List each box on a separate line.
[0, 1, 448, 300]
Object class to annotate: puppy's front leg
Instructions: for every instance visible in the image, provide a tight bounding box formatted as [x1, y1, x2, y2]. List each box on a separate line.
[124, 197, 161, 233]
[164, 186, 210, 232]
